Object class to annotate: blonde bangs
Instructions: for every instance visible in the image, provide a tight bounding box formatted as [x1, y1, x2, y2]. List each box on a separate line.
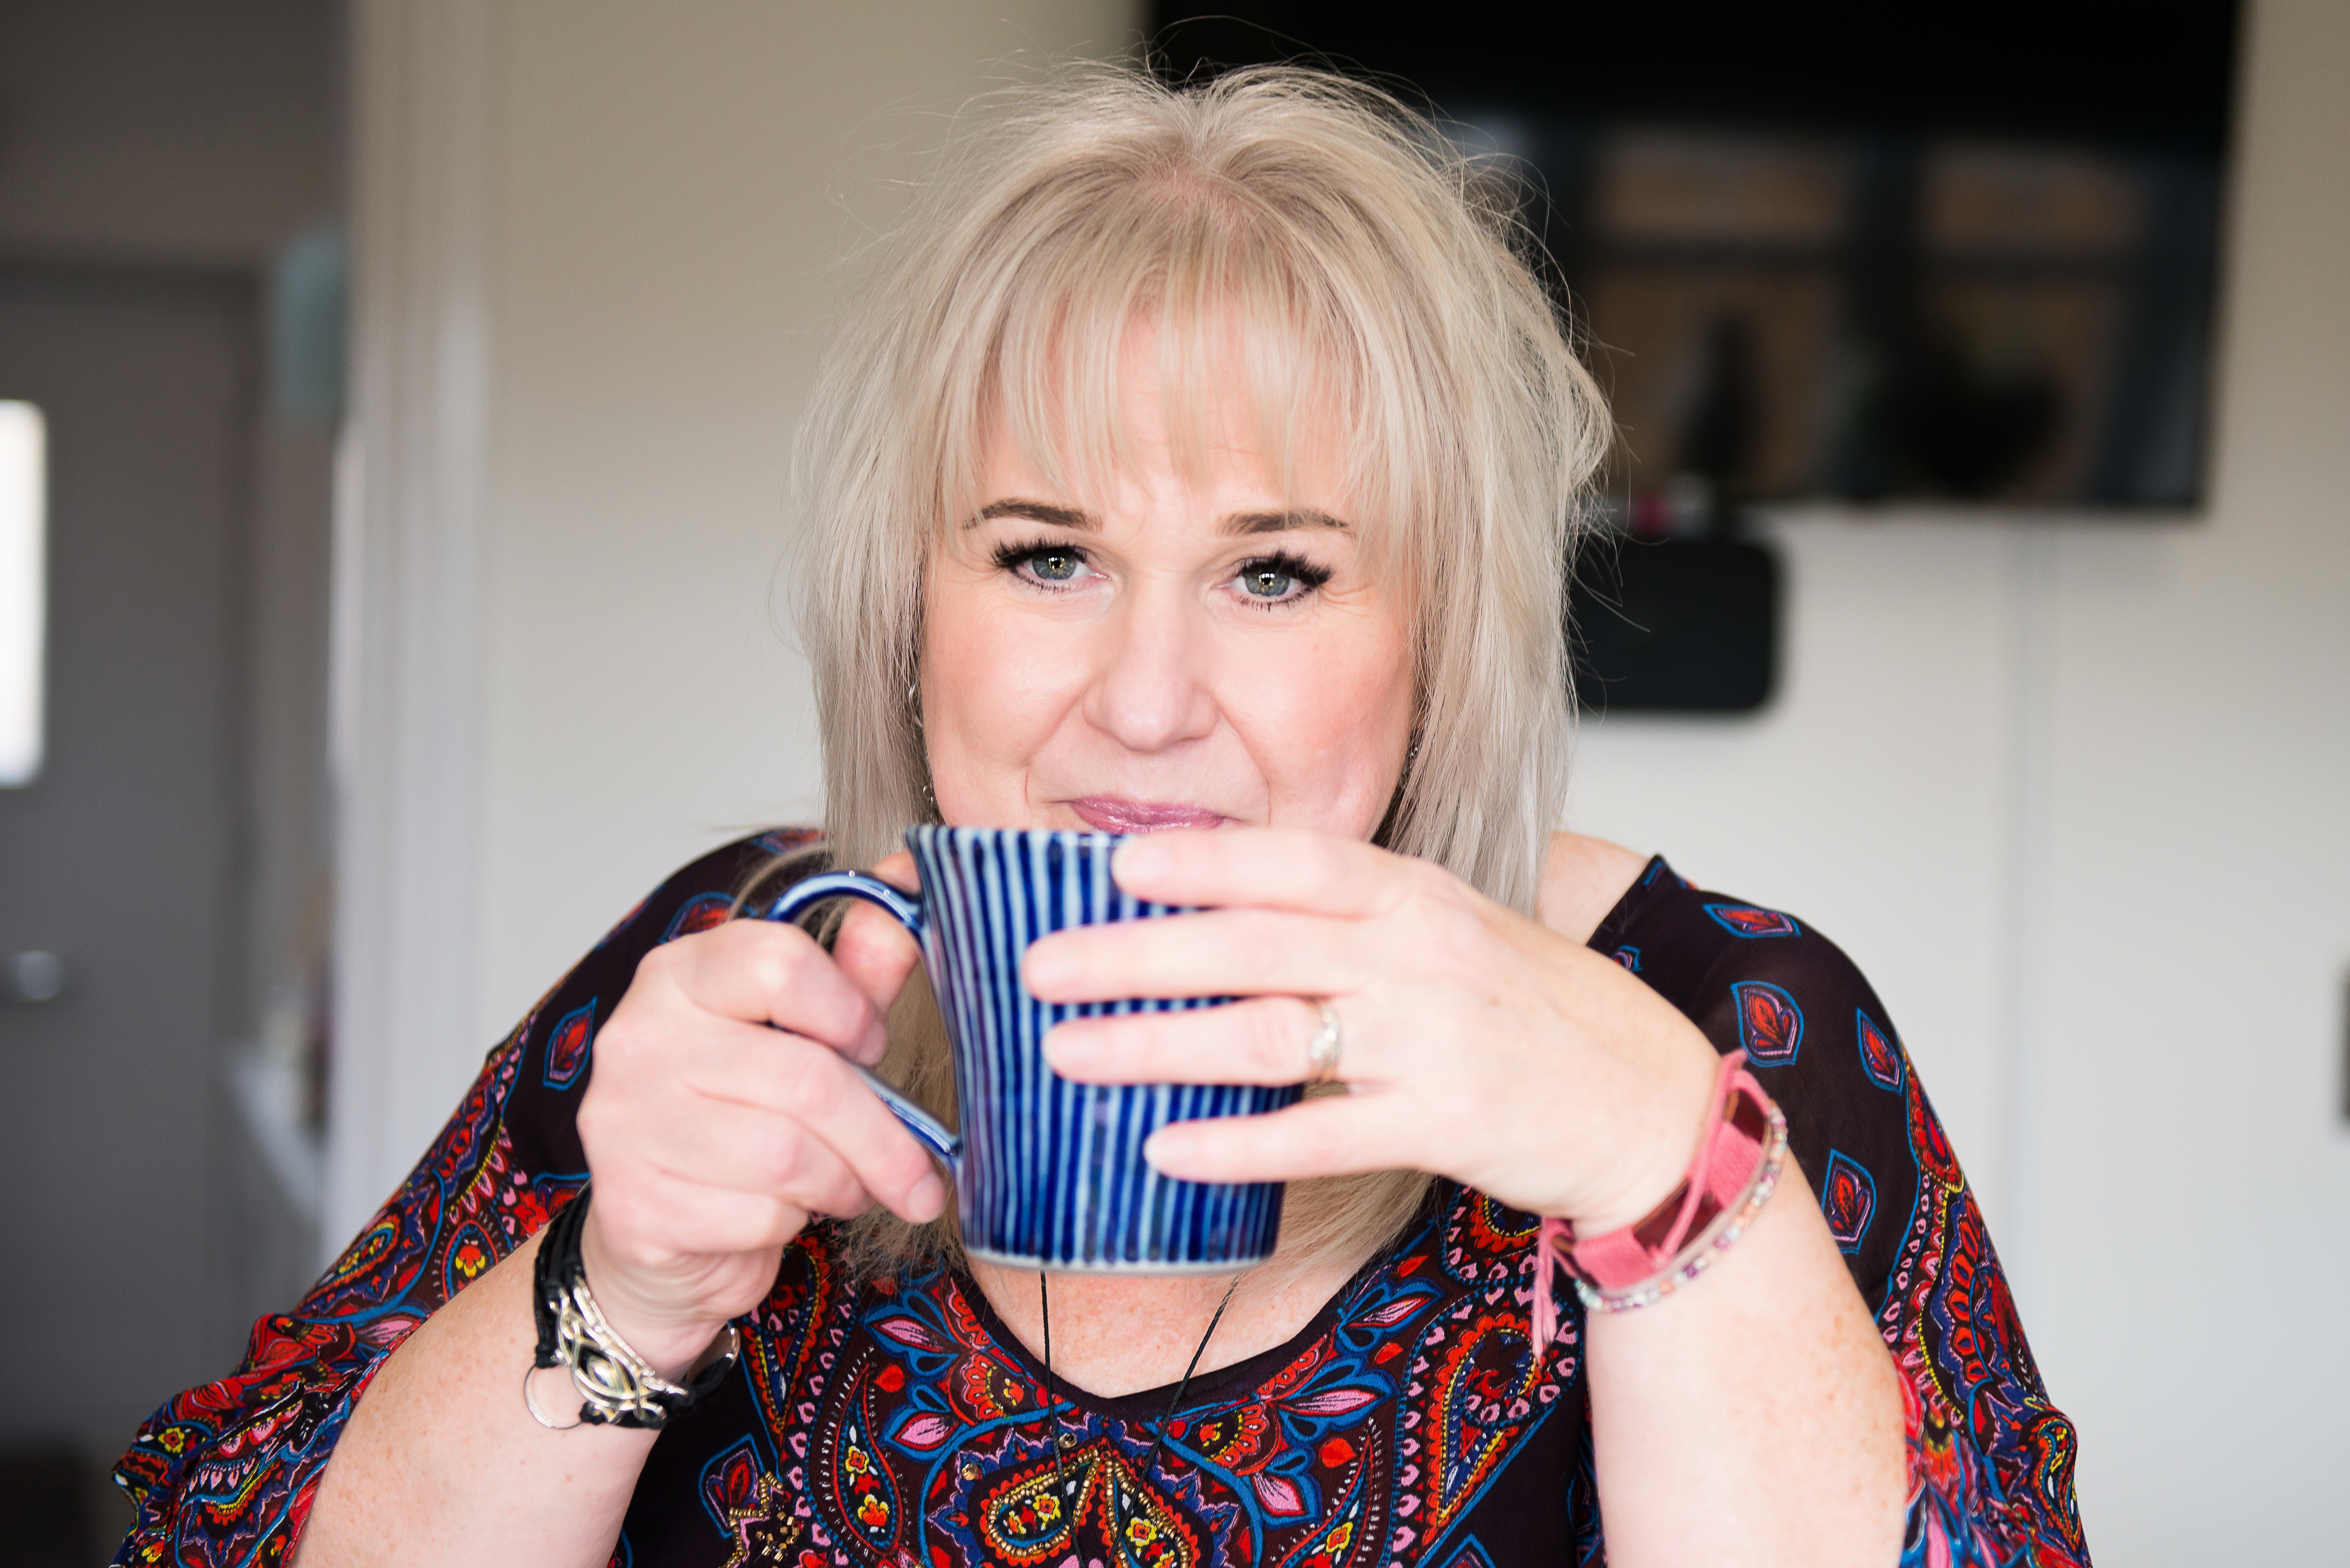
[927, 161, 1412, 594]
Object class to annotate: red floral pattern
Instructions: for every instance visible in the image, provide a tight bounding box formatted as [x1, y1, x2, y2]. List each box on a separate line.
[111, 837, 2086, 1566]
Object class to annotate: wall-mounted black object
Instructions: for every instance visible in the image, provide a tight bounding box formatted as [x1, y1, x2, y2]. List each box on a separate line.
[1571, 533, 1780, 715]
[1150, 0, 2239, 514]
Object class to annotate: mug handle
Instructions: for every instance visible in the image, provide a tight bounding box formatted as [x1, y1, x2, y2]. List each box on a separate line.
[754, 872, 962, 1169]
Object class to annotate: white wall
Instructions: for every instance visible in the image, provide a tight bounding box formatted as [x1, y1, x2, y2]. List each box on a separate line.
[1577, 2, 2350, 1558]
[2036, 2, 2349, 1542]
[475, 3, 1138, 1048]
[331, 2, 1137, 1234]
[343, 1, 2347, 1558]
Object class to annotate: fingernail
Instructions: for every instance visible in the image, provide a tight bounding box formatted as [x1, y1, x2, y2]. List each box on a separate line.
[907, 1173, 945, 1222]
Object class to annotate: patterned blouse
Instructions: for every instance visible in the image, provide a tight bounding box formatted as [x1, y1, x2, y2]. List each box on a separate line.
[114, 831, 2090, 1566]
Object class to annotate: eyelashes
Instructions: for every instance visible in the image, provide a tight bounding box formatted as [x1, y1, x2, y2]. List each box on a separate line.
[1231, 550, 1332, 602]
[990, 537, 1332, 605]
[990, 537, 1090, 583]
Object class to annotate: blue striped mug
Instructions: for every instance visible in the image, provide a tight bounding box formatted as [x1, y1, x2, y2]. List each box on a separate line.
[757, 826, 1301, 1273]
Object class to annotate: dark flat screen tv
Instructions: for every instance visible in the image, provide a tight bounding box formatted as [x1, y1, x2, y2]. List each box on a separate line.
[1150, 2, 2239, 514]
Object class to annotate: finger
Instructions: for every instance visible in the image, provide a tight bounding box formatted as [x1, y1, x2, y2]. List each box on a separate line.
[1112, 828, 1406, 916]
[1025, 907, 1354, 1001]
[1143, 1093, 1411, 1186]
[632, 1094, 877, 1216]
[682, 1024, 948, 1222]
[654, 920, 886, 1058]
[1044, 995, 1341, 1087]
[833, 854, 924, 1030]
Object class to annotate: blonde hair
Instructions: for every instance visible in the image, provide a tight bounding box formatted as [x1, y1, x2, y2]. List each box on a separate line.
[785, 63, 1610, 1279]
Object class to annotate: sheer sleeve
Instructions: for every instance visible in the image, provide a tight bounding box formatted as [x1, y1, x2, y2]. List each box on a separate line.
[109, 830, 821, 1565]
[1871, 1065, 2087, 1566]
[1592, 860, 2090, 1566]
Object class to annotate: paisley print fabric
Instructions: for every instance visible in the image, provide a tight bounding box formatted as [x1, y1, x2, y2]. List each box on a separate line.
[113, 835, 2087, 1565]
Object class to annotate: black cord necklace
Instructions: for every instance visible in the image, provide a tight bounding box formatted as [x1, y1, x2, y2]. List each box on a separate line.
[1036, 1268, 1244, 1551]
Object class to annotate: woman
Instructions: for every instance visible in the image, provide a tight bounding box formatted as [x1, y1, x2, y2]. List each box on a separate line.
[118, 67, 2085, 1567]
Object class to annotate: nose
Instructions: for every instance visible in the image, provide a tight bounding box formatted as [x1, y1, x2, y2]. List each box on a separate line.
[1080, 584, 1220, 754]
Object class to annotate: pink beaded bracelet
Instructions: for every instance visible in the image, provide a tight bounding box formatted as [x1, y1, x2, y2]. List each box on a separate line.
[1531, 1050, 1790, 1350]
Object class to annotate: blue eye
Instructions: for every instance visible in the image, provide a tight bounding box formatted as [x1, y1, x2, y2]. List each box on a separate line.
[991, 539, 1089, 585]
[1232, 552, 1330, 604]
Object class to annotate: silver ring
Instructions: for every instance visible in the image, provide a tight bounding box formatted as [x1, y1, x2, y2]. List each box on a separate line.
[1305, 1000, 1342, 1085]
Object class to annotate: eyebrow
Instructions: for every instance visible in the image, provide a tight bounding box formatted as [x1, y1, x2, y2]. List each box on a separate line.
[1221, 508, 1351, 537]
[970, 498, 1094, 531]
[966, 498, 1352, 536]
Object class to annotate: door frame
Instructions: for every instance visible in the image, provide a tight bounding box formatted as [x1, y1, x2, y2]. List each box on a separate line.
[329, 0, 496, 1249]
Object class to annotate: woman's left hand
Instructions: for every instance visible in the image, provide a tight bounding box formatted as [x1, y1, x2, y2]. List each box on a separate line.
[1029, 828, 1725, 1234]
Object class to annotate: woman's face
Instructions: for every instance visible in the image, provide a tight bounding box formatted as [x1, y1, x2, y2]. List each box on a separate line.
[921, 329, 1415, 838]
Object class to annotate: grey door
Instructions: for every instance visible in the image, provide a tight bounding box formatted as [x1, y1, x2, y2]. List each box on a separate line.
[0, 262, 255, 1483]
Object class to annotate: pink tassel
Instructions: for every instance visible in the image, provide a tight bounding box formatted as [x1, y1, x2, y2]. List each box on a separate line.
[1530, 1216, 1574, 1355]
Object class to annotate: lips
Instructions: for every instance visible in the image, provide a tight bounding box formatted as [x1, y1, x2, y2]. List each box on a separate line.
[1066, 797, 1229, 834]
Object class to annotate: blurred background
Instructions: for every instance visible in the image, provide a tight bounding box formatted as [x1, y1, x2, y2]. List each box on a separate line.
[0, 2, 2341, 1561]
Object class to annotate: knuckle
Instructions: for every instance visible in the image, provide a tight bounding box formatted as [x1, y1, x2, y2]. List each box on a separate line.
[726, 918, 813, 985]
[817, 1181, 872, 1223]
[741, 940, 799, 1000]
[1416, 894, 1486, 964]
[754, 1119, 811, 1187]
[635, 940, 685, 985]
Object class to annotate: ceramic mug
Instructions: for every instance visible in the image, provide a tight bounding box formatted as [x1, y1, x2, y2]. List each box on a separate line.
[756, 825, 1300, 1273]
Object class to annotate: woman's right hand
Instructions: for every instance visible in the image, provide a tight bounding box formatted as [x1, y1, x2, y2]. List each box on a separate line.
[570, 855, 941, 1375]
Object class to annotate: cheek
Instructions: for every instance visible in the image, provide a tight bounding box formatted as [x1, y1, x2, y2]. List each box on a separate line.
[1229, 619, 1414, 826]
[921, 587, 1084, 811]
